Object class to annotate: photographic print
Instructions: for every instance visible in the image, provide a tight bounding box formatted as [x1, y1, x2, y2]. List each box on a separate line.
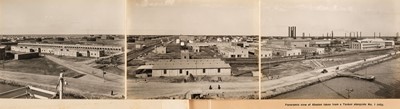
[126, 0, 260, 99]
[0, 0, 125, 99]
[260, 0, 400, 99]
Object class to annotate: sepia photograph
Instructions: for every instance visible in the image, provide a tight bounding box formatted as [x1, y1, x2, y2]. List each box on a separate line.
[0, 0, 125, 99]
[126, 0, 260, 99]
[260, 0, 400, 99]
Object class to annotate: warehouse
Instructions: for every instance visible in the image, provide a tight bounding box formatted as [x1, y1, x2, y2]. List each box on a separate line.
[297, 47, 325, 55]
[141, 59, 231, 77]
[11, 43, 109, 58]
[273, 48, 302, 57]
[284, 40, 310, 47]
[350, 38, 395, 50]
[218, 46, 249, 58]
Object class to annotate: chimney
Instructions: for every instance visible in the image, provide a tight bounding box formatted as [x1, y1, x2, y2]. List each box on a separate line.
[374, 32, 376, 38]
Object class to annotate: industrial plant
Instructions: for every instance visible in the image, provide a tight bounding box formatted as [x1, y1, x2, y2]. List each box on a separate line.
[127, 35, 259, 99]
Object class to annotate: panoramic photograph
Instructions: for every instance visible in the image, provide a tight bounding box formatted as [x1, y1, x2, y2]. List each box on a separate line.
[260, 0, 400, 99]
[0, 0, 125, 99]
[126, 0, 260, 99]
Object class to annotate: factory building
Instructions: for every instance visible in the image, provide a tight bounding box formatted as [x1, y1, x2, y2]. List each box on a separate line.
[218, 46, 249, 58]
[273, 48, 302, 57]
[310, 40, 331, 47]
[141, 59, 231, 77]
[350, 38, 395, 50]
[297, 47, 325, 55]
[257, 49, 273, 58]
[284, 40, 310, 48]
[10, 43, 116, 58]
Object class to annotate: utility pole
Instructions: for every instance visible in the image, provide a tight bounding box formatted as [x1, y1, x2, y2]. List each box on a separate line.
[58, 73, 64, 99]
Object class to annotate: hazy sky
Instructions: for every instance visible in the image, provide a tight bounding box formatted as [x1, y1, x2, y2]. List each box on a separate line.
[0, 0, 124, 34]
[262, 0, 400, 36]
[127, 0, 259, 35]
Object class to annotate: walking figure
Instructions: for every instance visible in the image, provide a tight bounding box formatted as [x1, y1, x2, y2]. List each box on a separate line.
[209, 85, 212, 90]
[218, 85, 221, 90]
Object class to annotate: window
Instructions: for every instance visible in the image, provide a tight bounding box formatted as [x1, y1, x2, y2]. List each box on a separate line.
[218, 68, 221, 73]
[203, 69, 206, 73]
[163, 70, 167, 74]
[179, 69, 182, 74]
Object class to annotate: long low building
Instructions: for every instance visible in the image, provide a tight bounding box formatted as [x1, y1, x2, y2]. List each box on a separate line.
[273, 48, 302, 57]
[350, 38, 395, 50]
[297, 47, 325, 55]
[142, 59, 231, 77]
[11, 43, 119, 57]
[218, 46, 249, 58]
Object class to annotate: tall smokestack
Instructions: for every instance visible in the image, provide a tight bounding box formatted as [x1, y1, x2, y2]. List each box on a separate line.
[356, 32, 359, 38]
[345, 33, 347, 38]
[374, 32, 376, 38]
[288, 26, 290, 37]
[302, 32, 305, 38]
[331, 31, 334, 39]
[294, 26, 296, 39]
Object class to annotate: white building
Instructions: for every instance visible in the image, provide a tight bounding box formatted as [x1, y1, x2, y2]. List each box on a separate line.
[297, 47, 325, 55]
[350, 38, 395, 50]
[218, 46, 249, 58]
[143, 59, 231, 77]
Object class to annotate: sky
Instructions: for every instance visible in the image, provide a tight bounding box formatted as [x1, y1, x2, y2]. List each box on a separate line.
[261, 0, 400, 36]
[127, 0, 259, 35]
[0, 0, 125, 34]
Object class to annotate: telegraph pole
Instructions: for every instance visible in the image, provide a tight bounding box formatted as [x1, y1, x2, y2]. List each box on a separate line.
[58, 73, 64, 99]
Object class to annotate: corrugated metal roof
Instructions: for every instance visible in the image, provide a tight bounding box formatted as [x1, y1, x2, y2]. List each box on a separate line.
[149, 59, 231, 69]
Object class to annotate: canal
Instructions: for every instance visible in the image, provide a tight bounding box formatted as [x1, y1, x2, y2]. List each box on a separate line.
[272, 57, 400, 99]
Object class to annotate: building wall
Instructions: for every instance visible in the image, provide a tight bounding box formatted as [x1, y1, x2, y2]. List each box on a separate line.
[275, 49, 301, 57]
[14, 52, 40, 60]
[298, 47, 325, 55]
[260, 50, 273, 58]
[285, 41, 310, 47]
[0, 48, 5, 60]
[12, 45, 106, 58]
[152, 68, 231, 77]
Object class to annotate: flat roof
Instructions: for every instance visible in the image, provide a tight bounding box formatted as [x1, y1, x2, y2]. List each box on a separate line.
[149, 59, 231, 70]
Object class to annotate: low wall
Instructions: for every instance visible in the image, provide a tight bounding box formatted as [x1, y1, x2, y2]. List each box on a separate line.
[14, 52, 40, 60]
[262, 73, 337, 99]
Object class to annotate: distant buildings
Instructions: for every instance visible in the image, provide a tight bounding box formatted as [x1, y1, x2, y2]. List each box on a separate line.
[273, 48, 302, 57]
[350, 38, 395, 50]
[258, 49, 273, 58]
[11, 43, 122, 58]
[297, 47, 325, 55]
[284, 40, 310, 47]
[218, 46, 249, 58]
